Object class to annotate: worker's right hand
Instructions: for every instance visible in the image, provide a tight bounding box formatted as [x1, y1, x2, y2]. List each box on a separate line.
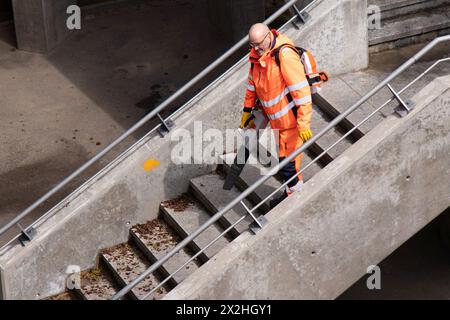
[299, 128, 313, 142]
[239, 111, 254, 129]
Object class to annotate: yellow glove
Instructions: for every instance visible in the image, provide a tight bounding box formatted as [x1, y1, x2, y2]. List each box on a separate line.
[239, 111, 254, 129]
[299, 128, 313, 142]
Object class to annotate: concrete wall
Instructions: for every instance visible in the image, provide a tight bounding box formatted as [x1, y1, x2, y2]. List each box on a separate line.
[0, 0, 369, 299]
[207, 0, 265, 43]
[12, 0, 76, 53]
[164, 75, 450, 299]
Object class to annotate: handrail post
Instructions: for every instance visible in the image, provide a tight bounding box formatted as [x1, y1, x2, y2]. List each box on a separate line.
[285, 0, 311, 24]
[156, 113, 174, 137]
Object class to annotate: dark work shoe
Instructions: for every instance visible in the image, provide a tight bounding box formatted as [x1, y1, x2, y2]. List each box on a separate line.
[269, 191, 288, 210]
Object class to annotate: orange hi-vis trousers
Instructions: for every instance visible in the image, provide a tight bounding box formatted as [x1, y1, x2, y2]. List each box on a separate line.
[278, 127, 303, 189]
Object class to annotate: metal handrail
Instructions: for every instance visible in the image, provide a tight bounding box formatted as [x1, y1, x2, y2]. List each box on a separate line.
[0, 0, 318, 240]
[111, 35, 450, 300]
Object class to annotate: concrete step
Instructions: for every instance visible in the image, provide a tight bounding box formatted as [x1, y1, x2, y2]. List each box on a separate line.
[369, 0, 437, 11]
[219, 152, 323, 212]
[100, 242, 168, 300]
[301, 150, 324, 182]
[130, 219, 201, 286]
[316, 77, 387, 135]
[313, 95, 365, 140]
[219, 153, 284, 213]
[160, 193, 231, 261]
[368, 0, 449, 20]
[190, 173, 259, 238]
[310, 105, 355, 161]
[76, 266, 121, 300]
[369, 5, 450, 46]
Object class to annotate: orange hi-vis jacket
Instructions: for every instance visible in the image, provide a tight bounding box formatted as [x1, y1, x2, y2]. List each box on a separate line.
[244, 30, 312, 131]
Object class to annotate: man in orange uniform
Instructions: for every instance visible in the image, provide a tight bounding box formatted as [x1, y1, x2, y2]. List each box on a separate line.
[240, 23, 313, 208]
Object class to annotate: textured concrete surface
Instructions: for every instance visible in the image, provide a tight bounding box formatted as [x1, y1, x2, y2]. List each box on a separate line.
[100, 242, 166, 300]
[190, 173, 258, 236]
[310, 105, 354, 160]
[316, 77, 385, 134]
[287, 0, 368, 76]
[77, 265, 119, 300]
[368, 0, 450, 51]
[12, 0, 76, 53]
[0, 0, 370, 299]
[368, 0, 449, 20]
[369, 5, 450, 46]
[220, 153, 285, 213]
[369, 0, 439, 11]
[160, 199, 230, 260]
[130, 221, 200, 285]
[164, 75, 450, 299]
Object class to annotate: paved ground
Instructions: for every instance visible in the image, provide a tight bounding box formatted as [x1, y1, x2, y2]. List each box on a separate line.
[0, 0, 230, 243]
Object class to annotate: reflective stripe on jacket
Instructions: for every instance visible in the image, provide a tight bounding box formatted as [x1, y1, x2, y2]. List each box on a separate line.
[244, 30, 312, 131]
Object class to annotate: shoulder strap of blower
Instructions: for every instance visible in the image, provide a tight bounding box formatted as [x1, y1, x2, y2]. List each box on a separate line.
[272, 43, 329, 87]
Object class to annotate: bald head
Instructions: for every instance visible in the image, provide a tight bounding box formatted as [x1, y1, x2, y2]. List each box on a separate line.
[249, 23, 270, 42]
[248, 23, 272, 56]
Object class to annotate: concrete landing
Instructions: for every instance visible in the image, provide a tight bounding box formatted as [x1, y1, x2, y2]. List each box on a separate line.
[319, 44, 450, 134]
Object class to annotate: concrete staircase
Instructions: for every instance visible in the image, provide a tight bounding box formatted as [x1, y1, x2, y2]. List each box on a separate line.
[368, 0, 450, 52]
[47, 45, 450, 299]
[48, 96, 371, 299]
[47, 158, 325, 299]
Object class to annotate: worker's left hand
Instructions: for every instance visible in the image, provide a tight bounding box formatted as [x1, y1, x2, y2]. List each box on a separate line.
[299, 128, 313, 142]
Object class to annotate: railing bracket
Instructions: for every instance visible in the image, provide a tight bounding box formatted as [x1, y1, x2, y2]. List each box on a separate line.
[250, 216, 268, 234]
[297, 11, 311, 24]
[394, 100, 415, 117]
[284, 1, 311, 24]
[18, 224, 36, 246]
[156, 113, 174, 137]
